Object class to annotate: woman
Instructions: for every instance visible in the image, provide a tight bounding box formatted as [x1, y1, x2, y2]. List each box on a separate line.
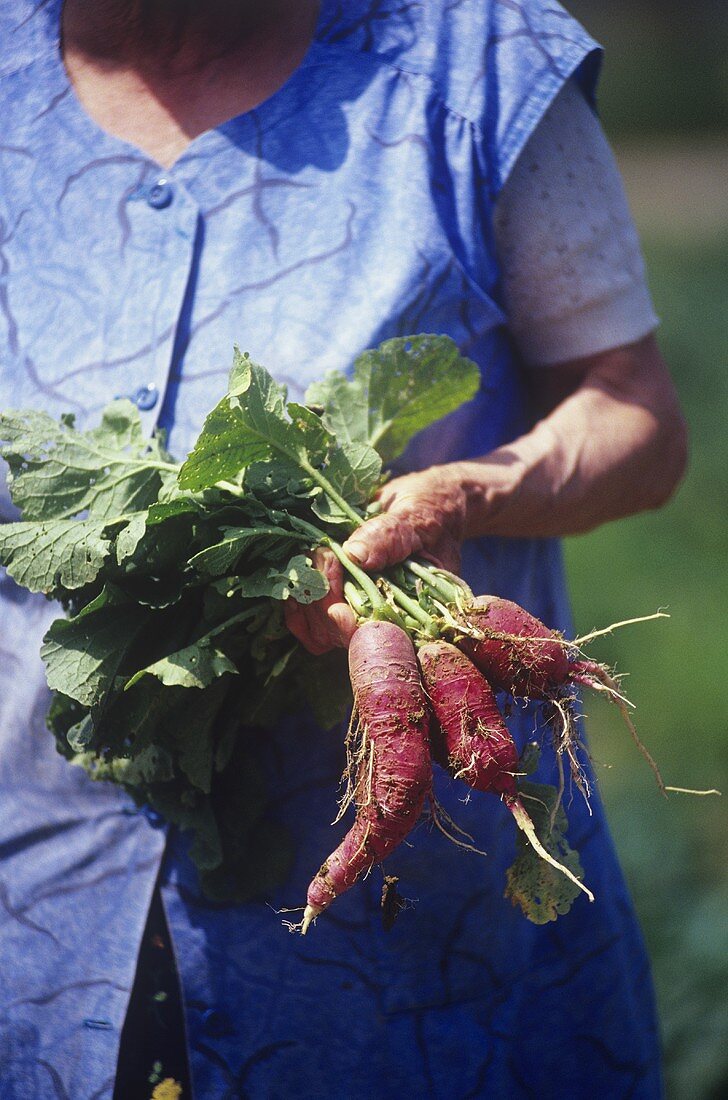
[0, 0, 686, 1096]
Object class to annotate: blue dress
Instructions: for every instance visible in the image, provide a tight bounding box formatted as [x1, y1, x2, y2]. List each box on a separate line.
[0, 1, 662, 1096]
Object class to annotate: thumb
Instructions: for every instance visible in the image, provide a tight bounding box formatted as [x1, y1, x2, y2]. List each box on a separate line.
[342, 512, 419, 572]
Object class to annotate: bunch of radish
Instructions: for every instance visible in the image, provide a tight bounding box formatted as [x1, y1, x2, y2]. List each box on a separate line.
[296, 568, 675, 932]
[2, 337, 715, 920]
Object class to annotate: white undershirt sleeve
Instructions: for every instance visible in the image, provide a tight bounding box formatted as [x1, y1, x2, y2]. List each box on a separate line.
[493, 79, 659, 367]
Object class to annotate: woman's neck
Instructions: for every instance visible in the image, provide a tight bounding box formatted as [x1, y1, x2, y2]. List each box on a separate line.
[63, 0, 312, 76]
[61, 0, 320, 167]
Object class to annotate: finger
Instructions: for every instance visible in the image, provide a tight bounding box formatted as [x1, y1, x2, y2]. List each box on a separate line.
[342, 512, 420, 572]
[285, 594, 355, 654]
[327, 602, 358, 648]
[283, 546, 346, 654]
[283, 598, 332, 656]
[311, 546, 345, 601]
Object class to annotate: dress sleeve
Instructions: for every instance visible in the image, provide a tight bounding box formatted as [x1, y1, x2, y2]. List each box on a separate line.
[493, 79, 658, 367]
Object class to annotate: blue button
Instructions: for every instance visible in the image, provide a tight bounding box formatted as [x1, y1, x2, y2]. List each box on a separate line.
[147, 179, 173, 209]
[132, 384, 159, 411]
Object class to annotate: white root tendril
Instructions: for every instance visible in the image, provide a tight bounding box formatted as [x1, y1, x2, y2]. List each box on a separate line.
[573, 611, 670, 648]
[573, 664, 667, 798]
[551, 746, 566, 834]
[300, 904, 322, 935]
[582, 676, 634, 709]
[508, 798, 594, 902]
[548, 694, 592, 811]
[334, 706, 363, 824]
[430, 797, 487, 856]
[664, 786, 722, 796]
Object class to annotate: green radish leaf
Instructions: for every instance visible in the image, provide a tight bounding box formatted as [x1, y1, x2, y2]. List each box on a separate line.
[125, 640, 238, 691]
[310, 442, 382, 525]
[0, 516, 113, 593]
[115, 513, 148, 564]
[504, 781, 586, 924]
[41, 586, 149, 707]
[89, 673, 187, 760]
[164, 682, 230, 793]
[178, 352, 366, 524]
[109, 495, 201, 577]
[46, 691, 88, 758]
[66, 714, 96, 753]
[70, 743, 176, 786]
[115, 496, 202, 566]
[306, 368, 368, 448]
[0, 402, 177, 521]
[286, 402, 333, 465]
[179, 352, 323, 491]
[241, 645, 300, 728]
[305, 334, 480, 464]
[151, 785, 223, 870]
[189, 525, 310, 577]
[229, 554, 328, 604]
[177, 395, 253, 491]
[126, 744, 176, 785]
[243, 460, 317, 509]
[198, 820, 294, 903]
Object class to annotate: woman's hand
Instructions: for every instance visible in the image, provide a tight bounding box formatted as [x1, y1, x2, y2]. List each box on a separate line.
[283, 465, 470, 653]
[283, 546, 358, 655]
[343, 464, 468, 574]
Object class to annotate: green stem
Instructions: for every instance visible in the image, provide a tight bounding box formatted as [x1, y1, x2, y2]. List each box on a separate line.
[405, 560, 462, 605]
[216, 471, 363, 534]
[343, 581, 369, 617]
[215, 479, 244, 496]
[214, 479, 432, 631]
[381, 580, 435, 631]
[299, 459, 364, 530]
[327, 540, 385, 610]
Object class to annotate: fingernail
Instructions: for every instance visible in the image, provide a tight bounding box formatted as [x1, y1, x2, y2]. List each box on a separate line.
[344, 540, 368, 566]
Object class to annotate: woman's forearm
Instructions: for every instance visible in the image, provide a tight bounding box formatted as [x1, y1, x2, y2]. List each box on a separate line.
[455, 335, 689, 539]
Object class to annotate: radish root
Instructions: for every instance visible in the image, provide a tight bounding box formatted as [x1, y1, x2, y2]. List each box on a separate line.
[571, 660, 667, 798]
[507, 796, 594, 902]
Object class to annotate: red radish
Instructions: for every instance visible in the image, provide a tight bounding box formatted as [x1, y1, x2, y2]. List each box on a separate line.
[301, 620, 432, 933]
[456, 595, 570, 698]
[417, 640, 594, 902]
[455, 596, 667, 795]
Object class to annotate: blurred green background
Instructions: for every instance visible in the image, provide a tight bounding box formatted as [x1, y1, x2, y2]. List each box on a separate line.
[565, 4, 728, 1097]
